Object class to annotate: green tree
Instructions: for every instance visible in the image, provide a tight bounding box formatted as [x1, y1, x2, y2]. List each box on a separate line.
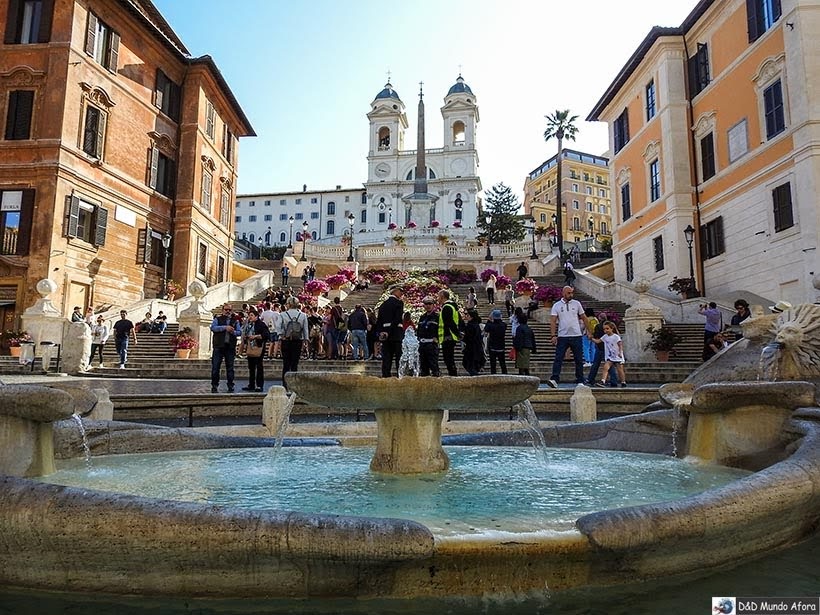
[543, 109, 579, 253]
[477, 183, 525, 244]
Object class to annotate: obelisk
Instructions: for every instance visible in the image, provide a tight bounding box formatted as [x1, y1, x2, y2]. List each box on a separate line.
[403, 82, 438, 225]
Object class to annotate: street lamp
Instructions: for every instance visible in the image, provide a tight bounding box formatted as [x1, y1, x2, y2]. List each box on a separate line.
[484, 214, 493, 261]
[160, 231, 171, 299]
[683, 224, 699, 297]
[346, 212, 355, 262]
[528, 218, 538, 260]
[388, 206, 392, 226]
[287, 216, 294, 249]
[258, 237, 264, 259]
[300, 221, 309, 261]
[550, 214, 557, 251]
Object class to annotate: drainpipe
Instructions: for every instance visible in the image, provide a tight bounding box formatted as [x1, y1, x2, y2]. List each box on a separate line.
[682, 36, 706, 296]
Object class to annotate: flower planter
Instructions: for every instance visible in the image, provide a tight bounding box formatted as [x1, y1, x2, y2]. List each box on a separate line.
[175, 349, 192, 359]
[8, 347, 21, 358]
[655, 350, 670, 362]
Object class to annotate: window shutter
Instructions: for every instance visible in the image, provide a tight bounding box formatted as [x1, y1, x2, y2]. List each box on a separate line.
[746, 0, 760, 42]
[149, 146, 159, 189]
[772, 0, 782, 22]
[93, 206, 108, 246]
[4, 91, 19, 139]
[38, 0, 55, 43]
[6, 90, 34, 140]
[85, 12, 98, 56]
[67, 195, 80, 237]
[95, 110, 106, 158]
[169, 80, 181, 122]
[107, 31, 120, 73]
[715, 216, 725, 255]
[4, 0, 21, 44]
[15, 189, 34, 255]
[155, 69, 165, 110]
[138, 225, 152, 263]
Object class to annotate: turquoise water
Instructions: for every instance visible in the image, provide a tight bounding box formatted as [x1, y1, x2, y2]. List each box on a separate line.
[40, 446, 749, 535]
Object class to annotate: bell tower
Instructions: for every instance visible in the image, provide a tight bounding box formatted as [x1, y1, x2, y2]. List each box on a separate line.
[441, 74, 478, 151]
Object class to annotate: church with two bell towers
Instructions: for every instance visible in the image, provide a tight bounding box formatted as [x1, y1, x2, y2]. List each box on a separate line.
[364, 75, 482, 232]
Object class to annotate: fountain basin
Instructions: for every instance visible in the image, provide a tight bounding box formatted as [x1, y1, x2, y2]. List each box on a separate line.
[286, 373, 540, 474]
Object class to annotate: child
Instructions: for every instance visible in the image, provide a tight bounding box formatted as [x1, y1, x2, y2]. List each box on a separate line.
[582, 308, 599, 367]
[398, 311, 419, 377]
[596, 321, 627, 387]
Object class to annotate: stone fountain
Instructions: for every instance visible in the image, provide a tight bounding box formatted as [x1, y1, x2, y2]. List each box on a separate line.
[0, 306, 819, 605]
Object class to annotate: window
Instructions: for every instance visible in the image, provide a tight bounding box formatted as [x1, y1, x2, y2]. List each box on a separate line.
[583, 173, 590, 182]
[217, 255, 226, 283]
[772, 182, 794, 232]
[688, 43, 710, 97]
[621, 183, 631, 221]
[221, 124, 234, 164]
[294, 212, 303, 220]
[652, 236, 664, 272]
[572, 217, 580, 231]
[197, 242, 207, 277]
[598, 188, 606, 197]
[585, 186, 592, 195]
[295, 198, 301, 205]
[4, 90, 33, 140]
[601, 221, 608, 235]
[747, 0, 782, 43]
[540, 213, 546, 223]
[84, 12, 119, 72]
[700, 217, 725, 260]
[572, 200, 579, 210]
[378, 212, 386, 224]
[279, 199, 286, 205]
[279, 213, 287, 221]
[360, 209, 366, 224]
[310, 212, 319, 220]
[649, 159, 661, 201]
[361, 193, 367, 204]
[326, 220, 335, 235]
[586, 202, 593, 212]
[248, 215, 256, 222]
[327, 201, 336, 215]
[572, 183, 579, 192]
[248, 233, 255, 243]
[613, 108, 630, 153]
[625, 252, 634, 282]
[220, 190, 230, 227]
[645, 80, 656, 121]
[154, 70, 181, 122]
[263, 214, 272, 222]
[279, 232, 286, 243]
[201, 169, 212, 213]
[264, 200, 271, 206]
[311, 197, 318, 204]
[700, 133, 716, 181]
[148, 146, 176, 198]
[4, 0, 54, 44]
[235, 216, 241, 223]
[452, 120, 465, 143]
[763, 80, 786, 139]
[205, 100, 215, 139]
[65, 194, 107, 246]
[0, 189, 34, 255]
[81, 104, 106, 159]
[249, 200, 255, 207]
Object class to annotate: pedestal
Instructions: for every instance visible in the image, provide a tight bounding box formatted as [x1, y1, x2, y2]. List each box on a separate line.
[623, 279, 663, 362]
[370, 408, 449, 474]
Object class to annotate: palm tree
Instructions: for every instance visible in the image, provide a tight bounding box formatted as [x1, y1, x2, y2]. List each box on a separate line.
[543, 109, 579, 255]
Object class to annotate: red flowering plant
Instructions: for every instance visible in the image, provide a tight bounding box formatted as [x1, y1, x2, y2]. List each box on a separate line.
[496, 274, 512, 289]
[169, 327, 197, 350]
[453, 220, 462, 228]
[388, 223, 397, 230]
[479, 268, 499, 283]
[296, 292, 318, 308]
[324, 274, 348, 289]
[533, 285, 562, 303]
[338, 267, 357, 283]
[304, 279, 330, 295]
[407, 221, 417, 229]
[430, 220, 440, 228]
[515, 278, 539, 295]
[2, 330, 32, 347]
[596, 308, 623, 329]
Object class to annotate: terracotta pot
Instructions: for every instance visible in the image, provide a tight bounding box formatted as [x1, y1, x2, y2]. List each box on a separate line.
[655, 350, 670, 362]
[175, 348, 191, 359]
[9, 346, 21, 358]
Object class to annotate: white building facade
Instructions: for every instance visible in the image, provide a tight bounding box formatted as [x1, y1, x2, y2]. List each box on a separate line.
[235, 76, 483, 249]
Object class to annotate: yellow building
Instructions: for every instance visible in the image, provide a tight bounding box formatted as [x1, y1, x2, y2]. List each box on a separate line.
[523, 149, 612, 251]
[588, 0, 819, 304]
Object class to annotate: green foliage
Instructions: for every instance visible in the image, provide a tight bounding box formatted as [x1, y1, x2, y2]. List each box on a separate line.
[644, 325, 682, 352]
[543, 109, 579, 143]
[478, 183, 525, 244]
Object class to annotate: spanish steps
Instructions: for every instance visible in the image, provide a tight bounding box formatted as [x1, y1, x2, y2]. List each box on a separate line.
[2, 274, 705, 385]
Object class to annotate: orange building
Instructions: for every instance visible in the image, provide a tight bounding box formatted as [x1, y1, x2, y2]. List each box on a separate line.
[522, 148, 612, 251]
[0, 0, 254, 330]
[588, 0, 818, 304]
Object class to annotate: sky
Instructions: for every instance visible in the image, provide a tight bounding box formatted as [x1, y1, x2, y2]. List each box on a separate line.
[152, 0, 694, 201]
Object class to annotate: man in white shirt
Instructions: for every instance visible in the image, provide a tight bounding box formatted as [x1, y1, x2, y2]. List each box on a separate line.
[547, 286, 589, 388]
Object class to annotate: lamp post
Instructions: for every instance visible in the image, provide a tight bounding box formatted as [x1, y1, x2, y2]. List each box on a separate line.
[551, 214, 557, 251]
[300, 221, 309, 261]
[528, 219, 538, 260]
[484, 214, 493, 261]
[287, 216, 294, 249]
[160, 231, 171, 299]
[346, 212, 355, 262]
[683, 224, 698, 297]
[258, 237, 264, 259]
[388, 206, 392, 226]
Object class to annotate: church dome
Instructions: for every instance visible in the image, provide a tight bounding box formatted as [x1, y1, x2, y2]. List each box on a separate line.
[447, 75, 473, 96]
[374, 82, 401, 101]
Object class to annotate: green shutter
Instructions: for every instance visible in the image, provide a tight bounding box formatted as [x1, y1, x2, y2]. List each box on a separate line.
[93, 206, 108, 247]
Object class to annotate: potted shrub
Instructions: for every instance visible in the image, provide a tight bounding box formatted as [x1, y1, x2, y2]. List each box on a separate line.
[2, 330, 32, 357]
[304, 279, 330, 296]
[165, 279, 184, 300]
[514, 278, 538, 297]
[324, 273, 348, 290]
[169, 327, 197, 359]
[533, 284, 562, 308]
[407, 221, 417, 229]
[430, 220, 440, 228]
[644, 324, 682, 361]
[452, 220, 462, 228]
[668, 276, 698, 299]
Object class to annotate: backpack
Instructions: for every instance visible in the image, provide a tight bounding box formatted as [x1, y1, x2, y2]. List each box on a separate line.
[283, 312, 303, 341]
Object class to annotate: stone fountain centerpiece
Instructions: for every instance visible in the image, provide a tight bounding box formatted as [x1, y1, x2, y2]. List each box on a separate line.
[285, 372, 539, 473]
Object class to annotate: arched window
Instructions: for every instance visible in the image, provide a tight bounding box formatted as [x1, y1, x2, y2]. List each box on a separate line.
[378, 127, 390, 149]
[540, 213, 546, 223]
[327, 220, 335, 235]
[601, 222, 608, 235]
[311, 231, 317, 240]
[279, 232, 286, 243]
[248, 233, 255, 243]
[455, 208, 462, 220]
[572, 217, 580, 231]
[405, 167, 437, 180]
[264, 231, 271, 245]
[452, 120, 465, 143]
